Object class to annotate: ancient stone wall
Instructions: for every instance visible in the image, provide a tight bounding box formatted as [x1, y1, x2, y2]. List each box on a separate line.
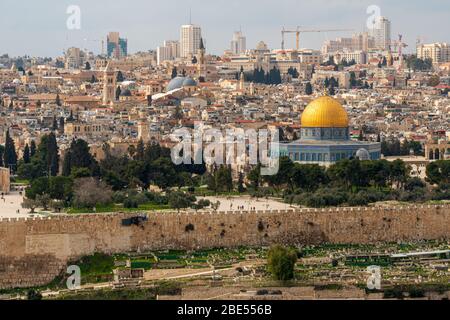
[0, 205, 449, 289]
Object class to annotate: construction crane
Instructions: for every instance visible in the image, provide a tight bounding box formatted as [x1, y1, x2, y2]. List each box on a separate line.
[83, 38, 105, 56]
[281, 27, 354, 51]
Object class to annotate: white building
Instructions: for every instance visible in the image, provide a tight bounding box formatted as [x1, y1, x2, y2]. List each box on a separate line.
[230, 31, 246, 55]
[333, 50, 367, 65]
[157, 40, 180, 65]
[369, 16, 391, 51]
[417, 43, 450, 64]
[180, 24, 202, 58]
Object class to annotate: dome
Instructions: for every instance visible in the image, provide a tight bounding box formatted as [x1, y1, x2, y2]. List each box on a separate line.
[301, 96, 349, 128]
[182, 77, 197, 87]
[167, 76, 186, 91]
[120, 89, 132, 96]
[356, 148, 370, 161]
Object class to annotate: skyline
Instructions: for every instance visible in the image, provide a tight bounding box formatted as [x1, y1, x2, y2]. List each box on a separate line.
[0, 0, 450, 57]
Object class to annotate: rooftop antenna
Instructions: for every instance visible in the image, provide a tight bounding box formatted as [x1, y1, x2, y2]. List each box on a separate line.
[189, 8, 192, 24]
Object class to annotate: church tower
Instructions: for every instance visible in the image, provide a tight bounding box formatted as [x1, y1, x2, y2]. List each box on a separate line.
[239, 70, 245, 91]
[197, 38, 206, 81]
[103, 62, 117, 105]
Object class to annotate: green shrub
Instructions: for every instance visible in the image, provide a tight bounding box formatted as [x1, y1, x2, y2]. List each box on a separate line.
[123, 198, 138, 209]
[267, 245, 298, 281]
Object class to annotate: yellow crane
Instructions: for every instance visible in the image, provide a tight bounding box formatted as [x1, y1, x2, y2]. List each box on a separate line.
[281, 27, 354, 51]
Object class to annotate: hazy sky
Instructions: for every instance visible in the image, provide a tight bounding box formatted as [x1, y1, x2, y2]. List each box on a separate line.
[1, 0, 449, 57]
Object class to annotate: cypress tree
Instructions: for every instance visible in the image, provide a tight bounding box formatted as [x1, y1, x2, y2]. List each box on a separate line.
[47, 132, 59, 176]
[59, 117, 65, 133]
[52, 116, 58, 131]
[136, 139, 145, 161]
[62, 150, 72, 176]
[30, 140, 37, 158]
[0, 145, 4, 167]
[305, 82, 313, 95]
[55, 94, 61, 106]
[23, 143, 31, 164]
[4, 129, 17, 172]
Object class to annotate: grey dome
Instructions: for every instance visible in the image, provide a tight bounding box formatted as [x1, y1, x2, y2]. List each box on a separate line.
[167, 76, 185, 91]
[182, 77, 197, 87]
[356, 148, 370, 161]
[120, 89, 132, 96]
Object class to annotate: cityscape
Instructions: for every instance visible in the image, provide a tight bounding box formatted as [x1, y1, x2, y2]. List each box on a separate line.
[0, 0, 449, 306]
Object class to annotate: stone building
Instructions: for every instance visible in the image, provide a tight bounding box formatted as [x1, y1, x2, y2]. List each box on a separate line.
[280, 95, 381, 165]
[0, 167, 10, 194]
[425, 140, 450, 160]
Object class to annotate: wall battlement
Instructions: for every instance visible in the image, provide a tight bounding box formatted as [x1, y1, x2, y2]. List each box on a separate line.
[1, 204, 448, 223]
[1, 205, 449, 289]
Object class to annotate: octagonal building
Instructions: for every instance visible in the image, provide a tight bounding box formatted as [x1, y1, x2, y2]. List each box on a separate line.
[279, 95, 381, 165]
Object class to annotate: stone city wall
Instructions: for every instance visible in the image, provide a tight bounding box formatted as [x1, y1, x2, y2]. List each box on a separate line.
[0, 205, 449, 289]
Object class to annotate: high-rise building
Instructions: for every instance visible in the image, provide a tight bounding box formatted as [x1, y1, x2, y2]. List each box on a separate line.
[230, 31, 246, 55]
[64, 47, 86, 69]
[157, 40, 180, 65]
[369, 17, 391, 51]
[417, 43, 450, 63]
[322, 33, 375, 54]
[107, 32, 128, 59]
[180, 24, 202, 58]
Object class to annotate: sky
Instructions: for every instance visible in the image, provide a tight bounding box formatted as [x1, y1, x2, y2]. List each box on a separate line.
[0, 0, 449, 57]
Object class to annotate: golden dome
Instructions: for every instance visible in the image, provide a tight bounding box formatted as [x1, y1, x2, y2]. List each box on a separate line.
[301, 96, 349, 128]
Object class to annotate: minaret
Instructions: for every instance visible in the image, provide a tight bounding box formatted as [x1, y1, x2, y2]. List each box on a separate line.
[103, 62, 117, 105]
[197, 38, 206, 80]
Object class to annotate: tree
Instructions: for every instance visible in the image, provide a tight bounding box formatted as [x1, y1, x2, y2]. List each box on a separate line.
[41, 132, 59, 176]
[22, 198, 39, 214]
[116, 71, 124, 82]
[135, 139, 145, 161]
[36, 193, 51, 211]
[59, 117, 65, 133]
[168, 191, 196, 212]
[267, 245, 297, 281]
[52, 116, 58, 131]
[27, 289, 42, 300]
[73, 177, 113, 208]
[247, 164, 261, 190]
[55, 94, 61, 106]
[305, 82, 313, 95]
[23, 143, 30, 164]
[62, 151, 72, 176]
[85, 61, 91, 70]
[264, 156, 294, 190]
[171, 67, 178, 79]
[428, 75, 440, 87]
[237, 171, 246, 193]
[25, 177, 49, 200]
[0, 145, 4, 167]
[65, 139, 96, 174]
[211, 201, 221, 212]
[426, 160, 450, 186]
[115, 86, 121, 100]
[3, 129, 17, 172]
[173, 105, 183, 120]
[350, 71, 357, 87]
[215, 165, 233, 192]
